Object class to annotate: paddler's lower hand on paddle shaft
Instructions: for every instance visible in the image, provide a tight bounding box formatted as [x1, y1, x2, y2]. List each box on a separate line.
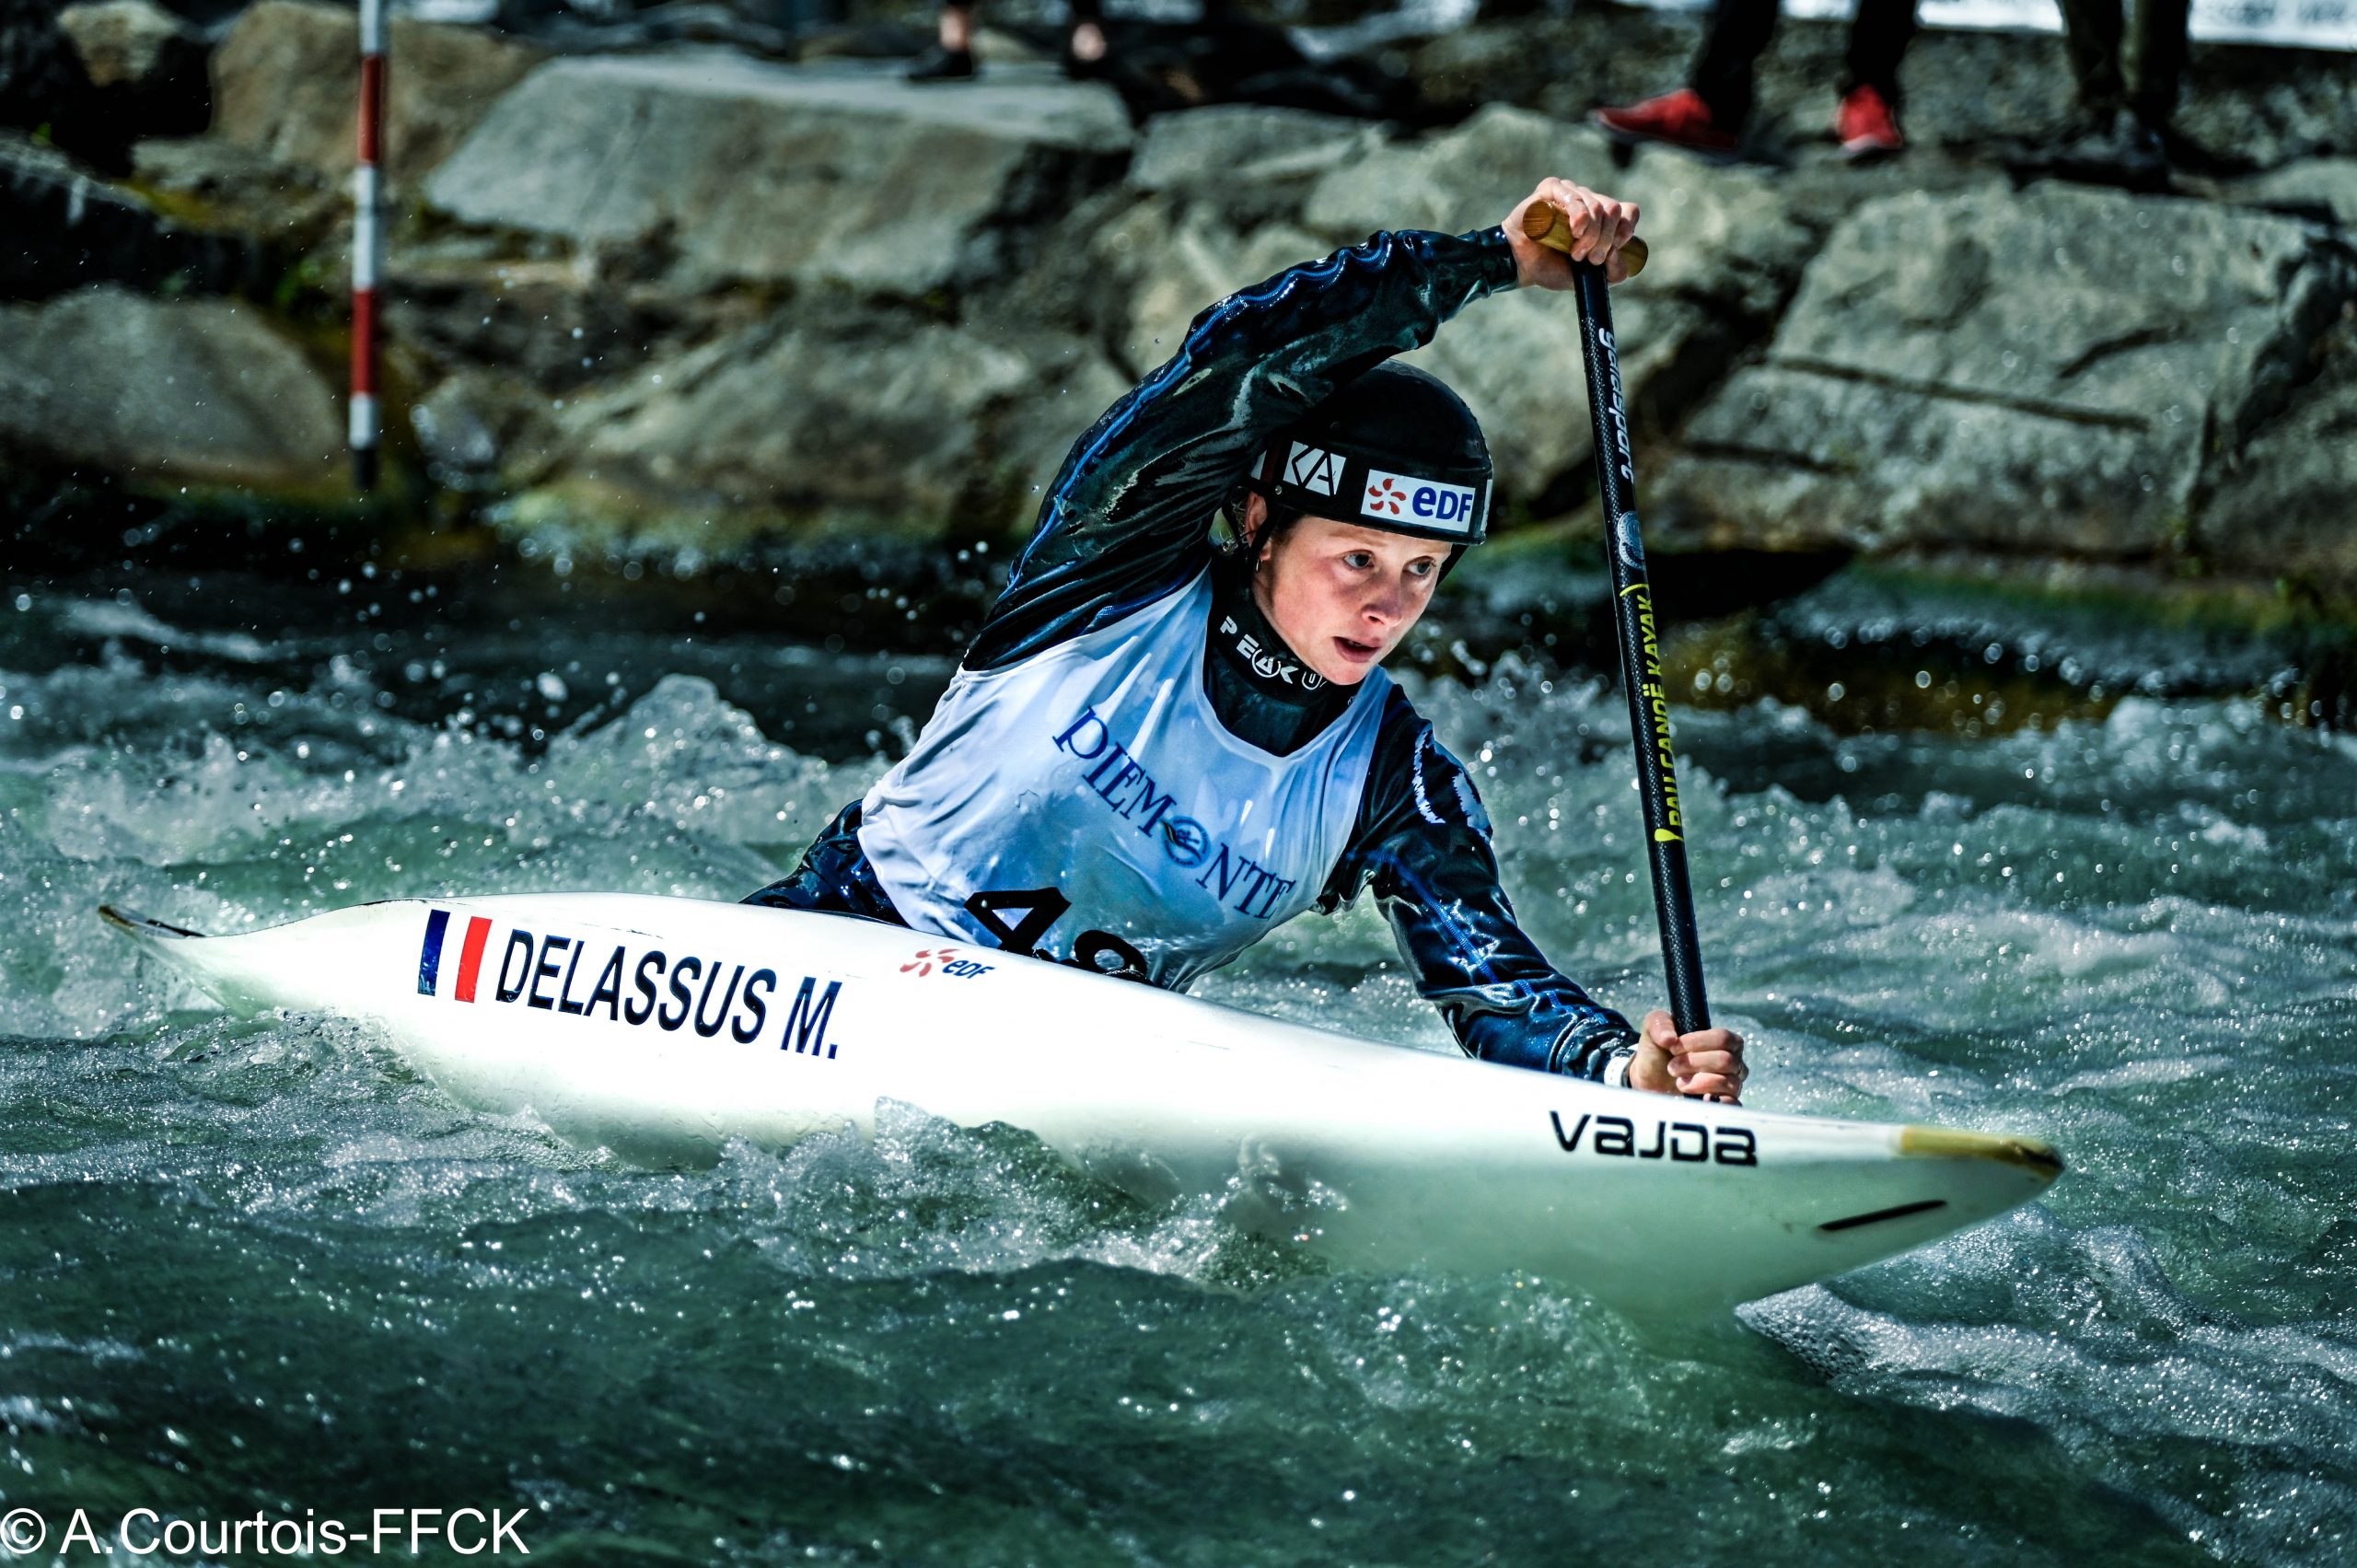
[1506, 178, 1641, 289]
[1629, 1010, 1747, 1104]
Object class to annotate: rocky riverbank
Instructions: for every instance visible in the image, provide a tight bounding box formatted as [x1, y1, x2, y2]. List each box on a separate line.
[4, 0, 2353, 724]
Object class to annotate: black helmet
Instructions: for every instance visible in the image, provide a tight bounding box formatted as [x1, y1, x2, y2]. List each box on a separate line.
[1251, 363, 1492, 546]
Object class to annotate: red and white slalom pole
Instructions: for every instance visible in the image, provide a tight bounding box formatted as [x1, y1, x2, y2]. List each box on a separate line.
[351, 0, 387, 491]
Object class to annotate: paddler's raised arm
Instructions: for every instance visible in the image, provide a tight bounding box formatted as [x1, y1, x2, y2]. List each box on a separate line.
[968, 227, 1521, 670]
[1321, 691, 1642, 1083]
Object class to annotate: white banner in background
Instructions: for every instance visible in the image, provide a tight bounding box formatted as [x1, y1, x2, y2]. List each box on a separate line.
[1634, 0, 2355, 51]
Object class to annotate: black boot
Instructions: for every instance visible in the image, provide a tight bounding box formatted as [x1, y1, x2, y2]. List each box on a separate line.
[2016, 109, 2167, 192]
[906, 45, 976, 82]
[2063, 109, 2167, 189]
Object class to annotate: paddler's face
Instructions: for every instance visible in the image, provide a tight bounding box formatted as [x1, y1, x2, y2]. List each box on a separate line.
[1250, 502, 1444, 686]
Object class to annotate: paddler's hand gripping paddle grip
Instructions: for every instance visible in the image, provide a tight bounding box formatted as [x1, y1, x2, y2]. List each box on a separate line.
[1520, 205, 1650, 278]
[1538, 215, 1711, 1040]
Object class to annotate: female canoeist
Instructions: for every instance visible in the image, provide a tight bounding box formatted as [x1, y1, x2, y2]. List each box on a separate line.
[749, 177, 1747, 1104]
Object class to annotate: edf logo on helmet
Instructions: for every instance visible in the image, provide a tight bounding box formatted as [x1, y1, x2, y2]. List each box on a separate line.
[1360, 469, 1480, 535]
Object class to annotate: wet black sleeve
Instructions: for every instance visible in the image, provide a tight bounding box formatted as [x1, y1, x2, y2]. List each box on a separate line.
[1321, 687, 1641, 1081]
[966, 227, 1522, 672]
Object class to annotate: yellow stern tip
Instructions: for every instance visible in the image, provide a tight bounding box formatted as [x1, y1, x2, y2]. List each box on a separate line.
[1898, 1125, 2065, 1182]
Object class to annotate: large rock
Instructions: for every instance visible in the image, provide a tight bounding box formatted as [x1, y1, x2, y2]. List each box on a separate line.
[127, 135, 339, 246]
[424, 53, 1131, 295]
[2199, 310, 2357, 595]
[58, 0, 195, 84]
[0, 285, 342, 493]
[1650, 185, 2353, 559]
[510, 301, 1127, 542]
[1, 0, 99, 155]
[1300, 104, 1817, 512]
[1130, 104, 1376, 226]
[1054, 107, 1815, 516]
[2, 133, 267, 299]
[210, 0, 542, 183]
[410, 366, 558, 489]
[2172, 51, 2357, 180]
[1304, 105, 1811, 323]
[2237, 158, 2357, 229]
[380, 248, 695, 392]
[1098, 201, 1331, 380]
[62, 1, 210, 151]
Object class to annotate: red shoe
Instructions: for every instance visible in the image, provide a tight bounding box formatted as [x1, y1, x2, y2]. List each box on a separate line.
[1835, 85, 1905, 158]
[1591, 89, 1736, 154]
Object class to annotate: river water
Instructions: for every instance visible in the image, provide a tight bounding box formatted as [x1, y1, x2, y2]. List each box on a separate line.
[2, 564, 2351, 1566]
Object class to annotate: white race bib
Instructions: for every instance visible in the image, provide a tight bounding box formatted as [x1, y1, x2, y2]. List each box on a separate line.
[858, 572, 1389, 989]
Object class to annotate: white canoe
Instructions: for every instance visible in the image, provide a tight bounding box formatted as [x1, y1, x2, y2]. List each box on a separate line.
[102, 893, 2061, 1315]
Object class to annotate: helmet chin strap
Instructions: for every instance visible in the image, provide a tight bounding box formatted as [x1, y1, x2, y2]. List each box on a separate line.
[1221, 466, 1279, 562]
[1229, 460, 1301, 571]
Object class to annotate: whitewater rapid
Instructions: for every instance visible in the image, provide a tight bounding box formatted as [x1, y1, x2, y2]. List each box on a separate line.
[2, 580, 2351, 1564]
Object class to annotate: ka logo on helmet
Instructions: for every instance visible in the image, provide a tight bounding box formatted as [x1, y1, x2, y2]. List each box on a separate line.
[1284, 442, 1342, 496]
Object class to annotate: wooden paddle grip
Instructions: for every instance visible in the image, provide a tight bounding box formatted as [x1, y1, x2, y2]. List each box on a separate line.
[1520, 204, 1649, 278]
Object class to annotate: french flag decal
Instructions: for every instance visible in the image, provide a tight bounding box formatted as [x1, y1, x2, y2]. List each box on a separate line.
[417, 909, 494, 1000]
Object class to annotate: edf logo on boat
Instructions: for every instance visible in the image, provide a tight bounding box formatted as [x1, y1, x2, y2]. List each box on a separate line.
[901, 947, 993, 979]
[1359, 468, 1480, 534]
[412, 908, 846, 1058]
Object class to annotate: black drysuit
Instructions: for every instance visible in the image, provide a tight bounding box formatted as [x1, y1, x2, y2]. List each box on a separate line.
[748, 226, 1641, 1082]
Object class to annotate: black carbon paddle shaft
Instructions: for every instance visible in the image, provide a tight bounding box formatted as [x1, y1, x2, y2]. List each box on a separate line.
[1571, 261, 1711, 1036]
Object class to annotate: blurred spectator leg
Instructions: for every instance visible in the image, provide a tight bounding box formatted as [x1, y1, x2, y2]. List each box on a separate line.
[1834, 0, 1915, 157]
[2128, 0, 2231, 168]
[2055, 0, 2127, 122]
[1591, 0, 1766, 152]
[2042, 0, 2165, 183]
[2127, 0, 2189, 122]
[1689, 0, 1779, 134]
